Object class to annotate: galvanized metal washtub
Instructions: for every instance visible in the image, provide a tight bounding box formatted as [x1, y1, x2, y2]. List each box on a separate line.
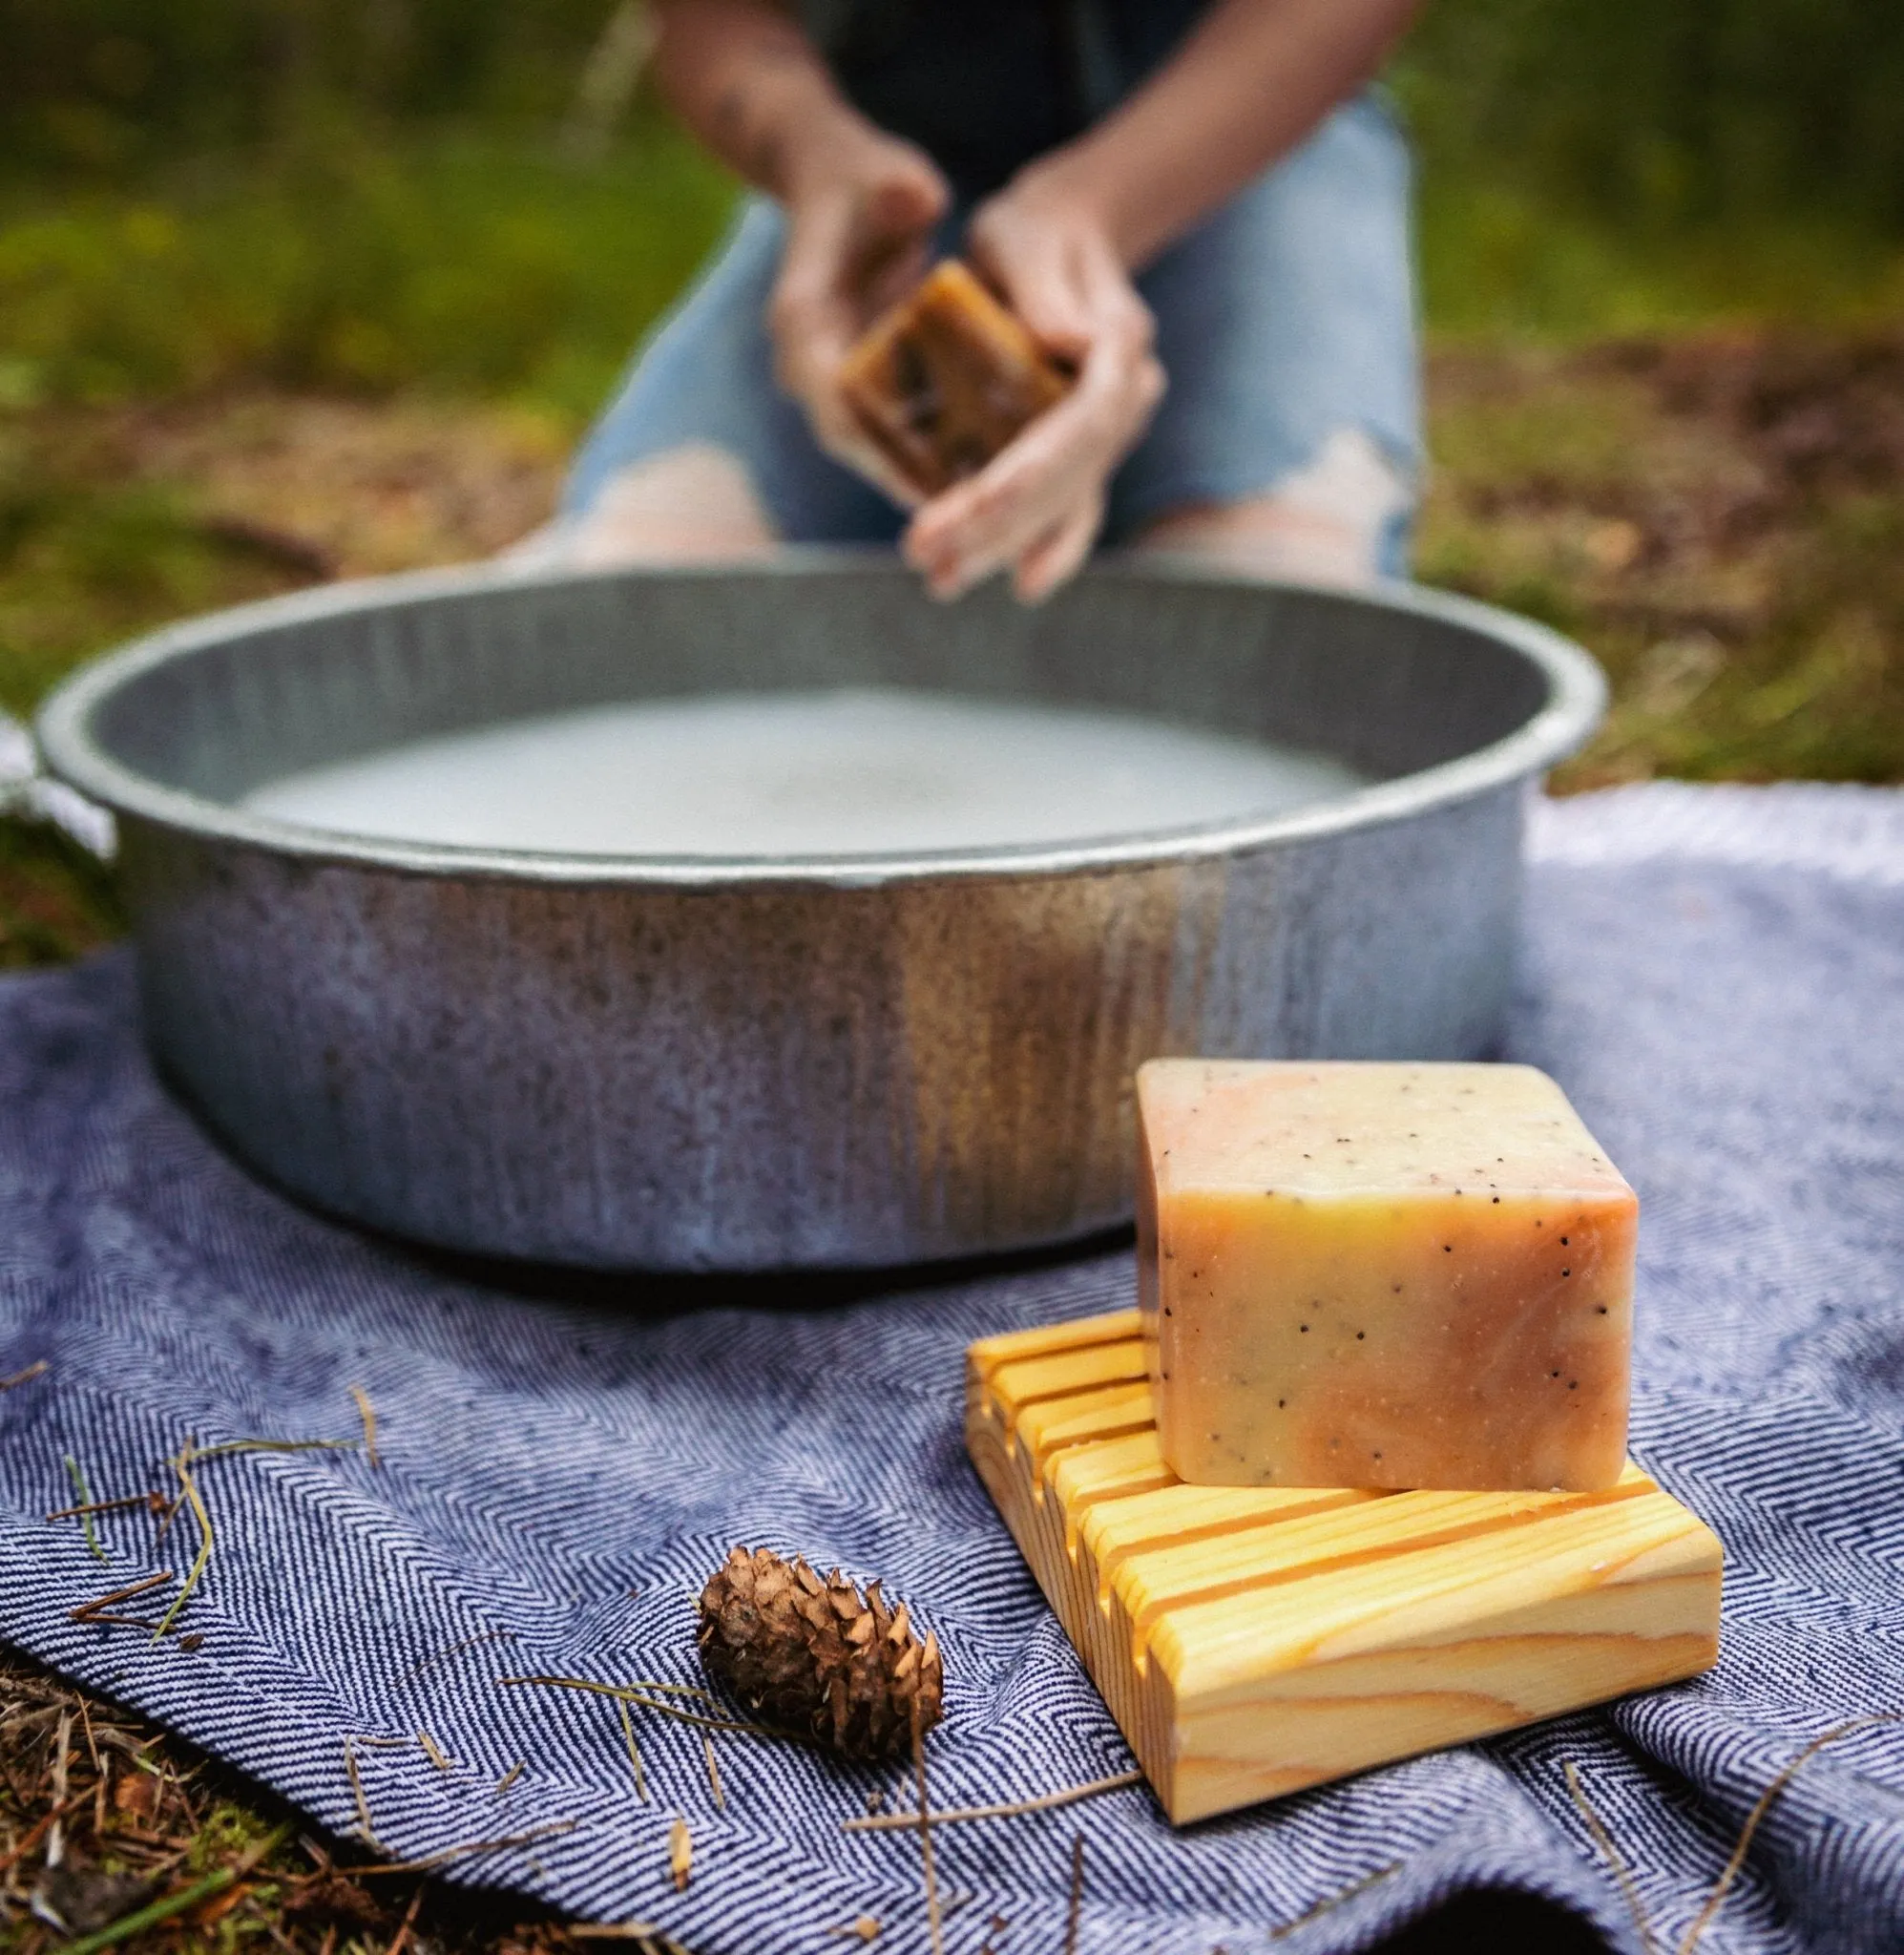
[37, 553, 1603, 1271]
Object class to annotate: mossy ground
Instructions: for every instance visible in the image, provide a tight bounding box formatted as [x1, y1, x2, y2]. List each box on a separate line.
[0, 1649, 593, 1952]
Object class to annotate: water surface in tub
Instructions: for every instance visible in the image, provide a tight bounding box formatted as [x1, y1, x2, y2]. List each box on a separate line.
[242, 687, 1368, 856]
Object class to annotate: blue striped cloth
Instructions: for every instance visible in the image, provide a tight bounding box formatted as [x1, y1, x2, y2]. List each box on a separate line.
[1, 783, 1900, 1954]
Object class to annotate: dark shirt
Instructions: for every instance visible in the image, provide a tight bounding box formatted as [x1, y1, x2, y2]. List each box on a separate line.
[798, 0, 1211, 196]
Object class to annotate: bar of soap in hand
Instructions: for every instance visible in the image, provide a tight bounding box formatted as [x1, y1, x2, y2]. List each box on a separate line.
[838, 261, 1074, 496]
[1138, 1061, 1636, 1492]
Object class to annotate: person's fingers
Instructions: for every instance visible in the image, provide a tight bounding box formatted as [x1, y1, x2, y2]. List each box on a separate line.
[966, 205, 1098, 354]
[769, 150, 950, 509]
[903, 319, 1162, 596]
[1013, 494, 1103, 604]
[989, 250, 1095, 361]
[864, 157, 950, 245]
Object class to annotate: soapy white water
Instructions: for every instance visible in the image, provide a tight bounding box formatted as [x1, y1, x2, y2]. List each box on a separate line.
[244, 688, 1368, 857]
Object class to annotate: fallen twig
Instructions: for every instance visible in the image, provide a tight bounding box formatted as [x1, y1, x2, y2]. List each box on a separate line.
[63, 1458, 107, 1563]
[912, 1713, 943, 1955]
[339, 1818, 578, 1876]
[669, 1816, 692, 1892]
[0, 1359, 48, 1392]
[191, 1438, 359, 1461]
[47, 1706, 73, 1866]
[0, 1795, 85, 1875]
[46, 1492, 166, 1524]
[1268, 1864, 1400, 1942]
[494, 1760, 525, 1796]
[1565, 1760, 1657, 1955]
[702, 1730, 724, 1811]
[417, 1731, 451, 1772]
[71, 1570, 175, 1622]
[344, 1738, 383, 1853]
[617, 1698, 647, 1803]
[151, 1443, 211, 1641]
[351, 1386, 380, 1468]
[568, 1923, 686, 1950]
[149, 1435, 359, 1640]
[499, 1675, 774, 1737]
[407, 1629, 518, 1676]
[385, 1882, 425, 1955]
[843, 1768, 1146, 1833]
[1063, 1836, 1084, 1955]
[1677, 1715, 1903, 1955]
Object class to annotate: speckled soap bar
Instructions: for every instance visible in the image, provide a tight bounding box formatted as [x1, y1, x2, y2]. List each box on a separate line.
[1137, 1061, 1636, 1492]
[838, 261, 1073, 494]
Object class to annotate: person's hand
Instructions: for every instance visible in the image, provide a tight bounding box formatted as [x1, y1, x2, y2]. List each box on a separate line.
[902, 171, 1165, 602]
[769, 126, 952, 508]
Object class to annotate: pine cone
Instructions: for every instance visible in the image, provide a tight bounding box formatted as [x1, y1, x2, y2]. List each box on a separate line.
[697, 1546, 944, 1761]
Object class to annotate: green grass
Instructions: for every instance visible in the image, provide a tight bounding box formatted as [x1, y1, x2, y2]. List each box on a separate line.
[1414, 182, 1904, 342]
[0, 114, 736, 421]
[6, 111, 1904, 420]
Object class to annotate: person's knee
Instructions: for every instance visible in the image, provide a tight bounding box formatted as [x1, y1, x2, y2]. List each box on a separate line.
[1132, 429, 1412, 586]
[504, 444, 780, 569]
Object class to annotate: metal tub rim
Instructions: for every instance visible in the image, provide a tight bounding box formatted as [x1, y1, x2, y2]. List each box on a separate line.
[34, 548, 1606, 886]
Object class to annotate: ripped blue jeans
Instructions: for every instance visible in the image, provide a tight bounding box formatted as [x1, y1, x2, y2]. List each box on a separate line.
[560, 93, 1421, 575]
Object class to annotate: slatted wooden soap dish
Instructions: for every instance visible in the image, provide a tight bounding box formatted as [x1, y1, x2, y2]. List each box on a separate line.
[967, 1309, 1723, 1824]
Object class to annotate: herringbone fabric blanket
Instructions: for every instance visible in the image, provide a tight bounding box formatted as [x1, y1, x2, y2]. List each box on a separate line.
[1, 782, 1900, 1953]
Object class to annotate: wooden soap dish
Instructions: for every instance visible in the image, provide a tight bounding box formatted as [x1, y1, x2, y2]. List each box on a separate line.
[966, 1309, 1723, 1824]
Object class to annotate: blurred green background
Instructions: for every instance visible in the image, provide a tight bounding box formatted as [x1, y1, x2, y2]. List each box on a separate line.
[3, 0, 1902, 961]
[6, 0, 1903, 406]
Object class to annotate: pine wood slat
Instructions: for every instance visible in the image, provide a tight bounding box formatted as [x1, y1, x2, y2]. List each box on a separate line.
[966, 1309, 1723, 1823]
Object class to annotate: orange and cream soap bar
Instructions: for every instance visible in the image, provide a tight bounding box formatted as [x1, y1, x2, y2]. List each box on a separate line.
[1138, 1061, 1636, 1492]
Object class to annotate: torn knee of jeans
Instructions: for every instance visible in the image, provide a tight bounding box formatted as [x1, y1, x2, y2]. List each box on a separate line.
[1136, 429, 1415, 583]
[1264, 428, 1414, 539]
[513, 443, 779, 569]
[585, 444, 777, 541]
